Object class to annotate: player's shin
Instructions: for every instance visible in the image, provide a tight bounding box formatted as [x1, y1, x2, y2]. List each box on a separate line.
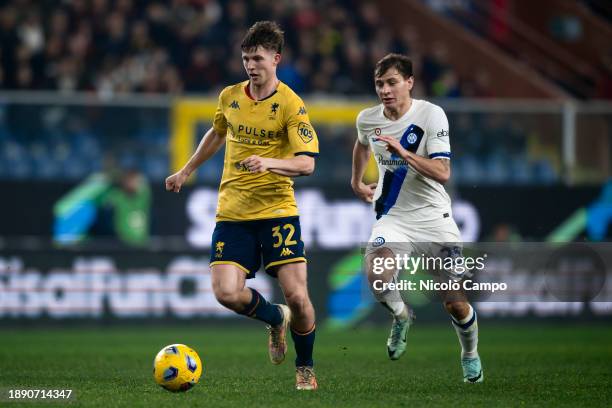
[291, 324, 315, 367]
[238, 288, 283, 326]
[450, 303, 479, 359]
[367, 251, 407, 319]
[378, 288, 408, 318]
[369, 272, 407, 318]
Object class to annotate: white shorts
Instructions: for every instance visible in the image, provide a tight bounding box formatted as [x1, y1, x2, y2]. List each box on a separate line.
[365, 214, 464, 281]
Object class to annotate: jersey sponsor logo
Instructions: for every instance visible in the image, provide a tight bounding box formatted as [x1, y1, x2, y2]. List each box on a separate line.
[236, 124, 276, 138]
[230, 134, 271, 146]
[280, 247, 295, 257]
[372, 237, 386, 247]
[407, 133, 418, 144]
[436, 129, 449, 138]
[298, 106, 307, 115]
[230, 100, 240, 109]
[375, 153, 408, 166]
[297, 122, 314, 144]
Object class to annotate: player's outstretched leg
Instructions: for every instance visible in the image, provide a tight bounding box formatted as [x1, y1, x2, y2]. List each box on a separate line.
[445, 301, 483, 383]
[277, 262, 318, 390]
[366, 249, 414, 360]
[211, 265, 286, 350]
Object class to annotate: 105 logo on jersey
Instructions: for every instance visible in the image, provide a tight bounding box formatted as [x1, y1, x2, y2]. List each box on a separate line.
[298, 122, 314, 143]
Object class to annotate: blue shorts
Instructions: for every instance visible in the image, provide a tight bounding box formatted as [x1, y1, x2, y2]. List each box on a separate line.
[209, 216, 306, 279]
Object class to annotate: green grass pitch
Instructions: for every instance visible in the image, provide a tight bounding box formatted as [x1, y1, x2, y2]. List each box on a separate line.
[1, 323, 611, 407]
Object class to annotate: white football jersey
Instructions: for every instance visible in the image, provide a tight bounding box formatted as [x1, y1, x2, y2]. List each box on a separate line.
[356, 99, 452, 224]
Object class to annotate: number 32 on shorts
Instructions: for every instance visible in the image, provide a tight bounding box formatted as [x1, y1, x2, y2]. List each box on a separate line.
[271, 224, 297, 248]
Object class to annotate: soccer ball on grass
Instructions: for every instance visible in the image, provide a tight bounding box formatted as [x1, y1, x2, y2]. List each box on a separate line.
[153, 344, 202, 392]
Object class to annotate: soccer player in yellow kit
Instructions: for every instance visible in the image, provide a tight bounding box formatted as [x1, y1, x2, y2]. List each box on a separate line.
[165, 21, 318, 390]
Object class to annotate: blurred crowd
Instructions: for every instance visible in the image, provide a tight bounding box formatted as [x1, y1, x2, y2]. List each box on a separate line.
[0, 0, 560, 185]
[0, 0, 490, 97]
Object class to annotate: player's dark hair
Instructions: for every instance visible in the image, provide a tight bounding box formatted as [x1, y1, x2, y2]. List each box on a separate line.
[375, 53, 413, 78]
[241, 21, 284, 54]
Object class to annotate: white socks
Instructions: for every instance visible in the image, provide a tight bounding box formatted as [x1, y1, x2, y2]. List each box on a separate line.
[382, 299, 406, 318]
[451, 304, 479, 359]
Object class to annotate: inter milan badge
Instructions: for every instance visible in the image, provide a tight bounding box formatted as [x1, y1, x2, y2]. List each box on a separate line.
[373, 237, 386, 247]
[407, 132, 417, 144]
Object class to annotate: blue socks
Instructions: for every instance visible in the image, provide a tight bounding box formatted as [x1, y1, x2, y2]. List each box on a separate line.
[291, 325, 316, 367]
[240, 288, 283, 326]
[240, 288, 316, 367]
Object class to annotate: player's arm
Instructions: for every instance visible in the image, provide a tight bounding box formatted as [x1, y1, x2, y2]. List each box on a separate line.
[241, 154, 314, 177]
[242, 96, 319, 177]
[351, 140, 377, 203]
[165, 128, 226, 193]
[376, 135, 451, 184]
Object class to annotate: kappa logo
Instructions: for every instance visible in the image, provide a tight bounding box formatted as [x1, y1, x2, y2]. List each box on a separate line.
[230, 100, 240, 109]
[298, 106, 307, 115]
[280, 247, 295, 257]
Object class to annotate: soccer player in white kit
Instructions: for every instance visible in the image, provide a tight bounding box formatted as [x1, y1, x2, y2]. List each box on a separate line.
[351, 54, 483, 383]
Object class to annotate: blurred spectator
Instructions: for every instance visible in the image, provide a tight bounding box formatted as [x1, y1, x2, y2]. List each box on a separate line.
[487, 223, 522, 242]
[0, 0, 485, 96]
[54, 167, 151, 247]
[100, 168, 151, 247]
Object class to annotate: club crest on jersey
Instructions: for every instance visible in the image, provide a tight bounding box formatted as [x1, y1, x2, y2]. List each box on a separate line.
[407, 133, 418, 144]
[372, 237, 386, 247]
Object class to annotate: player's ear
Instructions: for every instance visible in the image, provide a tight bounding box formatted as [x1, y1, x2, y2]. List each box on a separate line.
[274, 53, 281, 65]
[406, 76, 414, 91]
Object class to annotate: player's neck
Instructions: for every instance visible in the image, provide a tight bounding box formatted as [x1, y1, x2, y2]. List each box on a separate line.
[248, 77, 280, 101]
[383, 97, 413, 121]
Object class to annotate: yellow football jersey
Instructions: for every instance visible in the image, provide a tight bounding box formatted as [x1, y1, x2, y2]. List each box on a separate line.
[212, 80, 319, 221]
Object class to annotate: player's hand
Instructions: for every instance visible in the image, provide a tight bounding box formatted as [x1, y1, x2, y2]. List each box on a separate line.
[376, 135, 408, 159]
[165, 169, 189, 193]
[352, 181, 377, 203]
[241, 155, 270, 173]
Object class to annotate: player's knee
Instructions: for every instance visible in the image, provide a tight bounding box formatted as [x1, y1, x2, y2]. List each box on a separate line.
[285, 291, 308, 313]
[366, 249, 395, 281]
[214, 287, 242, 311]
[444, 301, 469, 317]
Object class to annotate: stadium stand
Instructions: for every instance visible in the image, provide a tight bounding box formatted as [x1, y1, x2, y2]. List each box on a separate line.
[0, 0, 570, 183]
